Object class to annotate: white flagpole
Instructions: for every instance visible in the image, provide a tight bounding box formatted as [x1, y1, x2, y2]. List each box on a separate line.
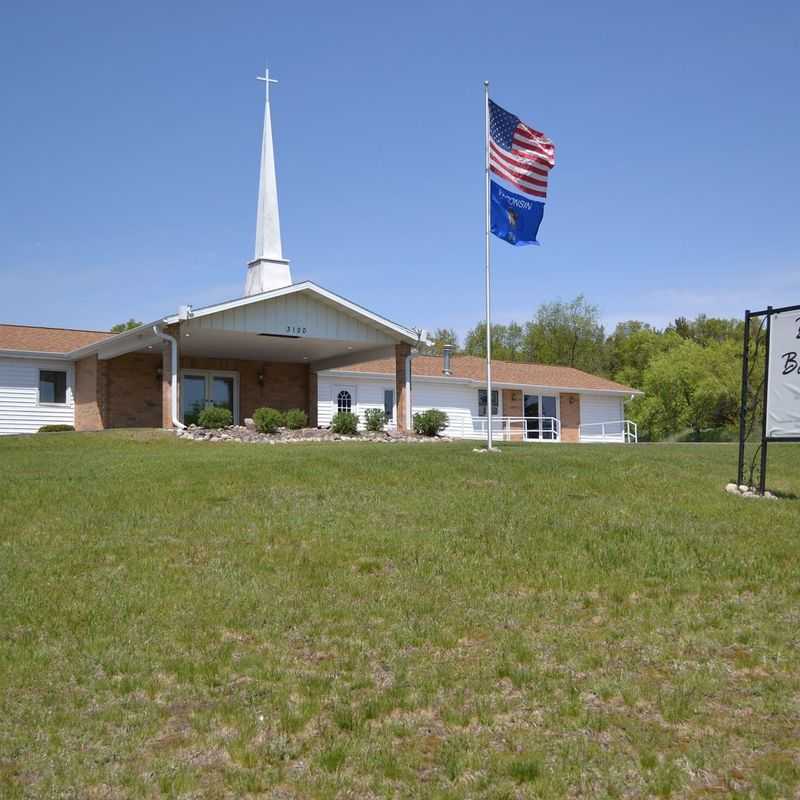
[484, 80, 493, 450]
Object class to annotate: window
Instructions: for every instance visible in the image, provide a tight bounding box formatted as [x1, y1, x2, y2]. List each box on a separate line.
[383, 389, 394, 420]
[477, 389, 498, 417]
[337, 390, 352, 414]
[39, 370, 67, 404]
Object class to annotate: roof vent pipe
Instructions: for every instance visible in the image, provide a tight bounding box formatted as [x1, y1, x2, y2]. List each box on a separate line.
[442, 344, 453, 376]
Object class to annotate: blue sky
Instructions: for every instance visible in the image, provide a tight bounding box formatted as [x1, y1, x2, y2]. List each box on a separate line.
[1, 1, 798, 339]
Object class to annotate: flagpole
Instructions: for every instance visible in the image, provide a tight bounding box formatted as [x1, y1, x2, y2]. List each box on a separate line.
[484, 80, 493, 450]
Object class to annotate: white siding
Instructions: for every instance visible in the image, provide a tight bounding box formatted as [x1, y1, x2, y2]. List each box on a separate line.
[0, 357, 75, 435]
[317, 373, 488, 435]
[317, 374, 395, 429]
[319, 371, 630, 443]
[409, 381, 490, 437]
[189, 293, 395, 345]
[579, 395, 625, 441]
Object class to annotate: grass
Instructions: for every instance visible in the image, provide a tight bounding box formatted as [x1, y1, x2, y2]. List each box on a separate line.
[1, 431, 799, 798]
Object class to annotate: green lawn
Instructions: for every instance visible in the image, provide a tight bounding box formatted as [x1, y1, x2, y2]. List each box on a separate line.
[1, 432, 799, 799]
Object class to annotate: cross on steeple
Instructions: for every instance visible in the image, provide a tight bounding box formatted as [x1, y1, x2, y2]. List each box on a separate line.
[256, 68, 279, 102]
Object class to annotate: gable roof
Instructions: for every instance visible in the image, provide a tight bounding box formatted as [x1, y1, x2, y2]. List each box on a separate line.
[331, 354, 641, 395]
[0, 281, 421, 362]
[163, 281, 420, 344]
[0, 324, 116, 355]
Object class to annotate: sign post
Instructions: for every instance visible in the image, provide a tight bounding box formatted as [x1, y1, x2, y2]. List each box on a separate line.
[736, 310, 751, 487]
[758, 307, 772, 495]
[738, 302, 800, 494]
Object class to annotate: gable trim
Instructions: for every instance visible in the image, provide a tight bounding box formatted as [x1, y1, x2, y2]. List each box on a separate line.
[164, 282, 420, 344]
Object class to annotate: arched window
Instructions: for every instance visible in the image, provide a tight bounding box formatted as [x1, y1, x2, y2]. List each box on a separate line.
[337, 390, 352, 414]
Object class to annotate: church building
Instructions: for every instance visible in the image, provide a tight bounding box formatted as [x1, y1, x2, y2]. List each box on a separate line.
[0, 76, 640, 442]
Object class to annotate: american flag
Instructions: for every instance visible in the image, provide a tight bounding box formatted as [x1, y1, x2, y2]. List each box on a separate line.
[489, 99, 555, 199]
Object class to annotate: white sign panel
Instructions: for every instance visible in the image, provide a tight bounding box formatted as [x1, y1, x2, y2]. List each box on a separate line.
[766, 309, 800, 439]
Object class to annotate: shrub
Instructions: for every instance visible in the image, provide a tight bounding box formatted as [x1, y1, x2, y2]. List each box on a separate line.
[284, 408, 308, 430]
[363, 408, 388, 432]
[197, 405, 232, 429]
[253, 407, 285, 434]
[413, 409, 449, 436]
[331, 411, 359, 435]
[38, 424, 75, 433]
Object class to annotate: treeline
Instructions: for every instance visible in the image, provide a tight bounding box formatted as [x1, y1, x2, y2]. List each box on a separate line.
[423, 296, 744, 442]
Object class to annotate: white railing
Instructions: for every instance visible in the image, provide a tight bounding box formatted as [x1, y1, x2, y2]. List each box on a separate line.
[447, 416, 562, 442]
[579, 419, 638, 443]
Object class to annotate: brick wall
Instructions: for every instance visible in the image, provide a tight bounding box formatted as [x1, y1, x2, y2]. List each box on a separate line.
[502, 388, 524, 440]
[395, 344, 411, 432]
[308, 371, 318, 427]
[559, 392, 580, 442]
[74, 347, 315, 431]
[74, 355, 106, 431]
[179, 357, 310, 421]
[75, 353, 163, 430]
[162, 345, 173, 428]
[105, 352, 163, 428]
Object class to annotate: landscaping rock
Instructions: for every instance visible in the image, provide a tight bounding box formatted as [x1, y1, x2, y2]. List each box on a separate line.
[723, 482, 779, 500]
[176, 424, 452, 446]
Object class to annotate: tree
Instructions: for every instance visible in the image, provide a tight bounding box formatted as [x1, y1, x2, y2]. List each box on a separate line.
[110, 318, 143, 333]
[666, 314, 742, 346]
[523, 295, 605, 372]
[504, 322, 525, 361]
[605, 321, 681, 389]
[427, 304, 745, 441]
[421, 328, 459, 355]
[695, 315, 743, 345]
[462, 322, 527, 361]
[633, 338, 740, 440]
[670, 316, 692, 339]
[464, 322, 503, 359]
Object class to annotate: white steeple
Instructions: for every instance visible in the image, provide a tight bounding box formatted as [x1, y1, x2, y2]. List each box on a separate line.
[245, 67, 292, 296]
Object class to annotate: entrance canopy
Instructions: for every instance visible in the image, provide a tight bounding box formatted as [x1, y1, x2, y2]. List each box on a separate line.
[68, 282, 422, 368]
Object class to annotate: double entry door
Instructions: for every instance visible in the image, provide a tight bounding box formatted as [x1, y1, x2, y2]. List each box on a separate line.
[182, 370, 238, 425]
[523, 393, 559, 440]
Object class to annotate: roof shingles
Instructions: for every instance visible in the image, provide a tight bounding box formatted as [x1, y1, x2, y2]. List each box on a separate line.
[0, 325, 116, 354]
[335, 354, 640, 394]
[0, 325, 640, 394]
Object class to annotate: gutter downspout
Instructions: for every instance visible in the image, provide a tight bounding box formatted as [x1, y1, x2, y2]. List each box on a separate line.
[153, 324, 185, 429]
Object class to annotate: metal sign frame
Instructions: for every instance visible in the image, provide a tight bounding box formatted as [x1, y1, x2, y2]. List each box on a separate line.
[737, 302, 800, 494]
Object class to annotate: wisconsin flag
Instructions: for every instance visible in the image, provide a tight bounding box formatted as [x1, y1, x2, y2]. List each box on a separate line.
[489, 99, 555, 246]
[491, 182, 544, 246]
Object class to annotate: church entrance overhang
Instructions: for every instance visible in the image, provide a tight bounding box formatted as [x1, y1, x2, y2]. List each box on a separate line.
[67, 281, 422, 367]
[65, 281, 423, 433]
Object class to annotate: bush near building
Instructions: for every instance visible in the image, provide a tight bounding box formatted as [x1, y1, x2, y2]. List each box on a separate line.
[197, 406, 233, 429]
[363, 408, 388, 432]
[284, 409, 308, 430]
[413, 409, 449, 436]
[331, 411, 359, 435]
[253, 407, 285, 434]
